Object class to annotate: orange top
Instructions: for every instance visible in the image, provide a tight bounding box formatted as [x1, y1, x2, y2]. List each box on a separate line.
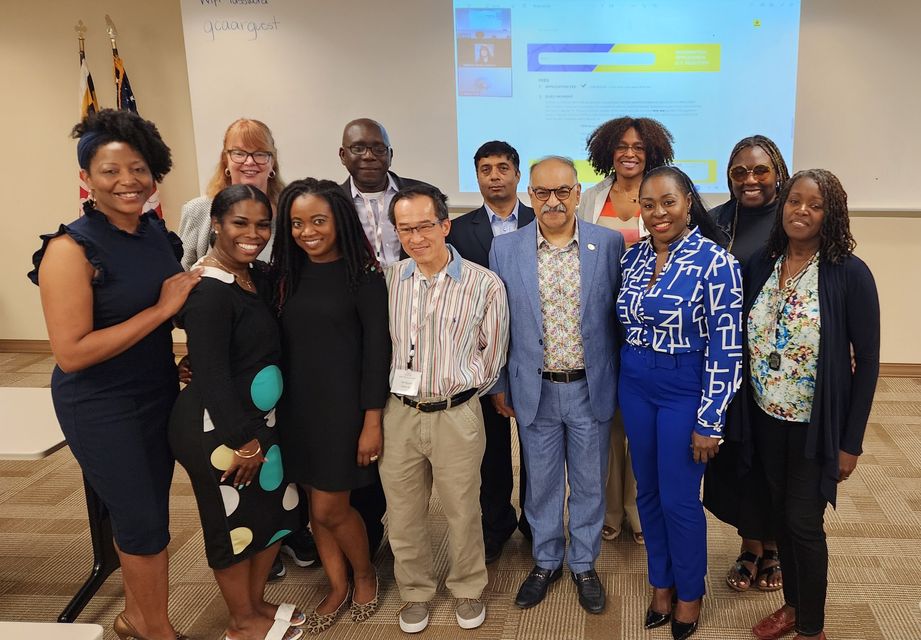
[597, 198, 642, 247]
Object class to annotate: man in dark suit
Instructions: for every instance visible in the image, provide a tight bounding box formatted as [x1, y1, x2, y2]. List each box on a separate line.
[447, 140, 535, 564]
[339, 118, 431, 269]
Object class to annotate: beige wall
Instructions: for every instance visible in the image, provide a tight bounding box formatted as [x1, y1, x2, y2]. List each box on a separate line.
[2, 1, 919, 365]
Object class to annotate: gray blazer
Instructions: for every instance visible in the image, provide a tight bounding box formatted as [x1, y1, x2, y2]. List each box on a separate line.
[576, 175, 616, 224]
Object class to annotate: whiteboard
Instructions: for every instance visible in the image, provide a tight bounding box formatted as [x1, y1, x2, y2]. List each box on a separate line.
[180, 0, 921, 210]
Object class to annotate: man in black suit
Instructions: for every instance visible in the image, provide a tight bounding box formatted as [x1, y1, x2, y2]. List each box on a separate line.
[447, 140, 534, 563]
[339, 118, 431, 268]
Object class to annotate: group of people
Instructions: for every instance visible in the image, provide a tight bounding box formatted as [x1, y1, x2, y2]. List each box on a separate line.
[29, 108, 879, 640]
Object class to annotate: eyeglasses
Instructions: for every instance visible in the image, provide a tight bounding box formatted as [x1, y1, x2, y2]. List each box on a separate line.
[615, 143, 645, 154]
[226, 149, 273, 165]
[348, 144, 390, 157]
[396, 220, 443, 237]
[729, 164, 773, 181]
[529, 184, 578, 201]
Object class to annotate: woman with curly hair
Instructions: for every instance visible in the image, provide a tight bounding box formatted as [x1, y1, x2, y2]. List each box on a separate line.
[578, 116, 675, 547]
[737, 170, 880, 640]
[28, 109, 201, 640]
[272, 179, 391, 633]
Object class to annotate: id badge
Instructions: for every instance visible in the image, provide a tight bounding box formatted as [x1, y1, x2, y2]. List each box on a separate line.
[391, 369, 422, 396]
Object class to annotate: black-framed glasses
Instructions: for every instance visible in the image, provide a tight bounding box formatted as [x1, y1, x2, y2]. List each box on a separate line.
[396, 220, 443, 237]
[348, 143, 390, 157]
[226, 149, 273, 165]
[529, 184, 578, 201]
[729, 164, 773, 181]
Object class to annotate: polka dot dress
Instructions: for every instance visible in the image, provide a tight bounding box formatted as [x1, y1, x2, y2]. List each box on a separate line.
[169, 273, 299, 569]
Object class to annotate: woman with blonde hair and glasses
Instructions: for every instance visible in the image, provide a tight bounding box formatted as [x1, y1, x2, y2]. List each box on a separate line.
[179, 118, 285, 270]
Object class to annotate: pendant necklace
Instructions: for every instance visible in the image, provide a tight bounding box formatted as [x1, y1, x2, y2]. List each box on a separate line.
[767, 251, 817, 371]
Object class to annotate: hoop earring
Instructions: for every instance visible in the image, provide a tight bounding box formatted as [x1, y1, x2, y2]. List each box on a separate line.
[88, 190, 96, 207]
[224, 168, 231, 178]
[269, 170, 276, 179]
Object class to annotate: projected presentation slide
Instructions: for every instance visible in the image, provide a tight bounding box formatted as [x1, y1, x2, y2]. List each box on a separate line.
[453, 1, 801, 194]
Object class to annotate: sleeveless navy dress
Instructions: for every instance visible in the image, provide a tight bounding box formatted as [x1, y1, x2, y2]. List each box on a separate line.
[28, 204, 183, 555]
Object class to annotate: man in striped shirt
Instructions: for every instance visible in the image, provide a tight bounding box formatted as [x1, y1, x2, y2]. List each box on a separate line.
[380, 183, 509, 634]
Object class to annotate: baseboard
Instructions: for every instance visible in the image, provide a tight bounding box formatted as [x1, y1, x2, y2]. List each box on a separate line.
[2, 339, 919, 377]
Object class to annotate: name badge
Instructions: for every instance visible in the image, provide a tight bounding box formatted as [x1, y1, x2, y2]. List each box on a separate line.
[391, 369, 422, 396]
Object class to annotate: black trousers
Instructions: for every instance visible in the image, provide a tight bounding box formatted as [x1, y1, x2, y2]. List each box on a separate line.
[479, 395, 530, 544]
[752, 405, 827, 636]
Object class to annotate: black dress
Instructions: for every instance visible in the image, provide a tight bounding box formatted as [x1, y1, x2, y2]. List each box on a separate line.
[169, 266, 299, 569]
[27, 205, 182, 555]
[278, 259, 390, 491]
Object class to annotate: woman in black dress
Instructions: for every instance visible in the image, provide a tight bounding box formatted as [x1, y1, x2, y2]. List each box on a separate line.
[272, 178, 391, 634]
[29, 109, 201, 640]
[169, 185, 303, 640]
[704, 135, 791, 594]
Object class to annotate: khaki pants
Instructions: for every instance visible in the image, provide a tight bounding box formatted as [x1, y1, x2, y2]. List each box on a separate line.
[604, 409, 641, 534]
[379, 395, 488, 601]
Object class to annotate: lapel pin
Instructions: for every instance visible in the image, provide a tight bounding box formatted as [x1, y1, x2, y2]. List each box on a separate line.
[587, 243, 596, 251]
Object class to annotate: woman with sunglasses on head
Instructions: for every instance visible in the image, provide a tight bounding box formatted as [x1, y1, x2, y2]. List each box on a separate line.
[29, 109, 201, 640]
[169, 184, 303, 640]
[271, 179, 390, 634]
[703, 135, 791, 595]
[578, 116, 675, 546]
[616, 166, 743, 640]
[740, 170, 879, 640]
[178, 118, 285, 270]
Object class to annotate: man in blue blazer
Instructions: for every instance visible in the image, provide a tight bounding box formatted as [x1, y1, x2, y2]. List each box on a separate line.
[448, 141, 535, 564]
[489, 156, 624, 614]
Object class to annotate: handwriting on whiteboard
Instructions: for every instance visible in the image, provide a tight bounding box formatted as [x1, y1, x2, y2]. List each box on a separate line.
[203, 16, 279, 40]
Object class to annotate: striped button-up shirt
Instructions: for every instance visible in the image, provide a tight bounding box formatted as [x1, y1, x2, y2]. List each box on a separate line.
[537, 224, 585, 370]
[385, 244, 510, 399]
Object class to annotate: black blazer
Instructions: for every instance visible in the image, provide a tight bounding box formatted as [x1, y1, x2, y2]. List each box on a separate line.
[447, 202, 536, 268]
[725, 248, 880, 507]
[340, 171, 433, 262]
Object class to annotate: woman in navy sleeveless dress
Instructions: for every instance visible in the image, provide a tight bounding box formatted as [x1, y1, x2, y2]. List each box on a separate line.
[29, 110, 201, 640]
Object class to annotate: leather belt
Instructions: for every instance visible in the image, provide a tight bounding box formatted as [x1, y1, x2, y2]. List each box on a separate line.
[395, 387, 478, 413]
[542, 369, 586, 383]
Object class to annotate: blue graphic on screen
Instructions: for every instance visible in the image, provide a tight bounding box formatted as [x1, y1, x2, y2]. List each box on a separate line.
[452, 1, 802, 195]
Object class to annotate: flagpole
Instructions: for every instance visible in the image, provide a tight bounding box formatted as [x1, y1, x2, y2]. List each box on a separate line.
[104, 14, 119, 54]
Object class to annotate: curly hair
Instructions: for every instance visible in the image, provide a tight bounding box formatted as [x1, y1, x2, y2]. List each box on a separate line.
[72, 108, 172, 182]
[725, 134, 791, 195]
[640, 166, 727, 247]
[270, 178, 380, 312]
[585, 116, 674, 178]
[205, 118, 285, 206]
[766, 169, 856, 264]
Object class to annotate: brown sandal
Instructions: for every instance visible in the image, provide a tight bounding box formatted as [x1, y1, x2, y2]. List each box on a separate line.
[726, 551, 759, 592]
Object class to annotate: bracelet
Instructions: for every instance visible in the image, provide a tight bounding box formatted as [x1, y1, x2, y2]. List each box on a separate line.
[234, 444, 261, 459]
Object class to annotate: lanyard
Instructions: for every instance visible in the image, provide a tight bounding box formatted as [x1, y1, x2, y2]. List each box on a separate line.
[359, 194, 386, 261]
[407, 269, 448, 369]
[770, 254, 817, 351]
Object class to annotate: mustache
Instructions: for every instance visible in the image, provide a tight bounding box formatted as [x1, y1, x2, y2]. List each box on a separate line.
[541, 204, 567, 213]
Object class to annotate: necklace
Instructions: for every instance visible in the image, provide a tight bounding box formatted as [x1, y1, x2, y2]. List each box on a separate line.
[767, 252, 817, 371]
[611, 182, 638, 203]
[781, 250, 817, 288]
[202, 254, 256, 292]
[727, 201, 740, 252]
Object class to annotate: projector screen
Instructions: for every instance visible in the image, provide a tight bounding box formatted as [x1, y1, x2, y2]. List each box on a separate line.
[452, 0, 801, 192]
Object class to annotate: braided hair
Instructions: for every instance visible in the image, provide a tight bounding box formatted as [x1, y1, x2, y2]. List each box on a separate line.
[640, 166, 727, 247]
[270, 178, 380, 313]
[585, 116, 674, 178]
[724, 134, 791, 196]
[766, 169, 856, 264]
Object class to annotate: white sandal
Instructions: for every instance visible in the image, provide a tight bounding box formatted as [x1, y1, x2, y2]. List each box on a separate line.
[275, 602, 307, 627]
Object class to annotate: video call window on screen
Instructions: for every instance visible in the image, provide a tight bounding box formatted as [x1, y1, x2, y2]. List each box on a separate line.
[455, 8, 513, 97]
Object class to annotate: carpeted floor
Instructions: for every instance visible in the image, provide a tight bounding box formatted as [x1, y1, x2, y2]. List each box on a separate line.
[1, 352, 920, 639]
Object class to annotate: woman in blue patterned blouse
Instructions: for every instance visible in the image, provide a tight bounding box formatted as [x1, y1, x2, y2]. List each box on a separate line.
[616, 166, 743, 640]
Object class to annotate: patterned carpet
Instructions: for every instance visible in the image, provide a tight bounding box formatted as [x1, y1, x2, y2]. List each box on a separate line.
[1, 351, 920, 639]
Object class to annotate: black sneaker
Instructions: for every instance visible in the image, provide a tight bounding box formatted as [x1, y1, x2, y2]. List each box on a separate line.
[267, 553, 285, 582]
[281, 528, 319, 567]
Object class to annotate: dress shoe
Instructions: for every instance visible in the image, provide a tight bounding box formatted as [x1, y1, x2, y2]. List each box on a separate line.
[571, 569, 605, 614]
[753, 606, 797, 640]
[484, 537, 505, 564]
[671, 597, 702, 640]
[645, 588, 676, 629]
[514, 566, 562, 609]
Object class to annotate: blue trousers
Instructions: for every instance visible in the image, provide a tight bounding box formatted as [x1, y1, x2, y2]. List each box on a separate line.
[519, 377, 610, 573]
[618, 345, 708, 600]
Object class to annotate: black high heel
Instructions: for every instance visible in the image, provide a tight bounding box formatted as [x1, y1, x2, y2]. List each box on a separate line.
[670, 596, 702, 640]
[644, 588, 676, 630]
